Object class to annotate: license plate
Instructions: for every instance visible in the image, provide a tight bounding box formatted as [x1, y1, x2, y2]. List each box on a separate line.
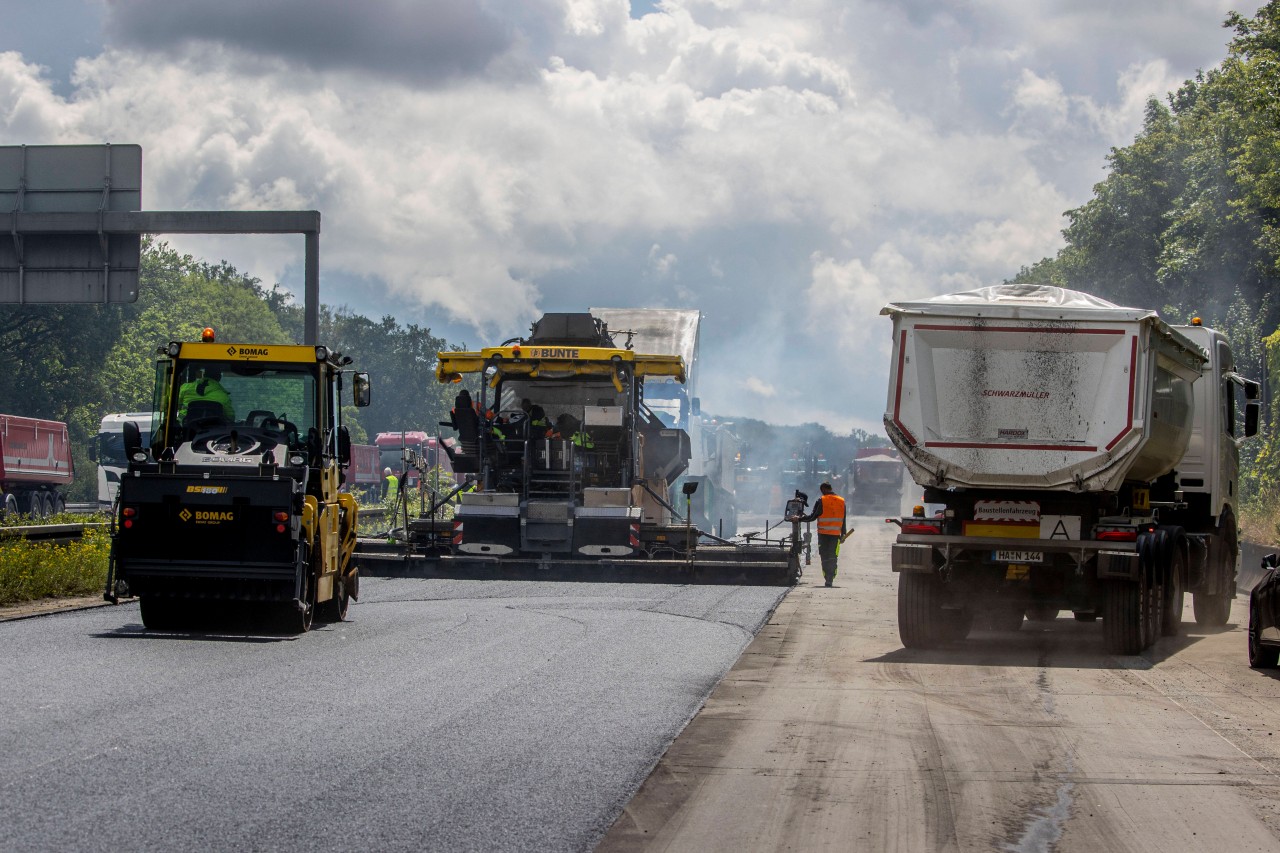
[995, 550, 1042, 563]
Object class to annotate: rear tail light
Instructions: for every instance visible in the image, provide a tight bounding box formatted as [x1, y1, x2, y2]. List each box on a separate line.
[1095, 526, 1138, 542]
[273, 510, 289, 533]
[900, 518, 944, 535]
[121, 506, 137, 529]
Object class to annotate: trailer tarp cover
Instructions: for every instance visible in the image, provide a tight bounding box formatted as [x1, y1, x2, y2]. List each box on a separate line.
[590, 308, 700, 390]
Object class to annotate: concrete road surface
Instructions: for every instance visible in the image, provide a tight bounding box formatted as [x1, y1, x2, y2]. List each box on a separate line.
[600, 518, 1280, 852]
[1, 580, 786, 852]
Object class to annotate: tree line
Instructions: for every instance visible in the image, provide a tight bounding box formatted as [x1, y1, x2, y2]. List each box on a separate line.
[1013, 1, 1280, 508]
[0, 239, 458, 501]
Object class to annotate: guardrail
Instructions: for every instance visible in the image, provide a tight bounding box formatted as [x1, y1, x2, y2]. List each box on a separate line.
[0, 522, 105, 545]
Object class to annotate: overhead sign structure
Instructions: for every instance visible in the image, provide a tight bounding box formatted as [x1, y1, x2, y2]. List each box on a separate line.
[0, 144, 323, 344]
[0, 144, 142, 303]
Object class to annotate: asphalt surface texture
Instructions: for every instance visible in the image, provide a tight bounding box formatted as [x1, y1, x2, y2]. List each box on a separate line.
[599, 519, 1280, 852]
[2, 578, 786, 852]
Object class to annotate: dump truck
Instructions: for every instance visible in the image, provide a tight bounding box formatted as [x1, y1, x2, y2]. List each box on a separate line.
[355, 312, 799, 584]
[847, 447, 904, 515]
[0, 414, 73, 517]
[883, 285, 1259, 654]
[104, 329, 372, 632]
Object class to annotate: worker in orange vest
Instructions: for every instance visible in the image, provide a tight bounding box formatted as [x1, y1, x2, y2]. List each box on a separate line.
[789, 481, 849, 587]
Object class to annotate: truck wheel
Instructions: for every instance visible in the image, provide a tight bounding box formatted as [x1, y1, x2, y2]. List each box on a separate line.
[898, 572, 945, 649]
[1140, 531, 1164, 647]
[1103, 578, 1145, 655]
[941, 608, 973, 642]
[1160, 527, 1185, 637]
[140, 596, 185, 631]
[1193, 592, 1232, 627]
[2, 493, 16, 518]
[1248, 607, 1280, 668]
[38, 493, 53, 520]
[1026, 606, 1059, 622]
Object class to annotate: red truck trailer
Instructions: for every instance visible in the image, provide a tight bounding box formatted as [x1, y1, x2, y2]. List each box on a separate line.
[0, 414, 74, 518]
[346, 443, 382, 502]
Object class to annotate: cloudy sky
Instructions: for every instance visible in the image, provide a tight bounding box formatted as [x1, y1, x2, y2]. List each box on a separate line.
[0, 0, 1261, 434]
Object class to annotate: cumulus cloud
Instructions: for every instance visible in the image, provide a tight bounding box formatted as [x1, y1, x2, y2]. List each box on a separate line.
[0, 0, 1259, 432]
[102, 0, 519, 84]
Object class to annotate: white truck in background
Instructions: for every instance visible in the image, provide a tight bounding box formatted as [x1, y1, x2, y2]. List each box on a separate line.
[93, 412, 153, 511]
[883, 285, 1259, 654]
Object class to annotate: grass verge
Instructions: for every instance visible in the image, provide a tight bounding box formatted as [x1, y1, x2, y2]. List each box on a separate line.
[0, 516, 111, 607]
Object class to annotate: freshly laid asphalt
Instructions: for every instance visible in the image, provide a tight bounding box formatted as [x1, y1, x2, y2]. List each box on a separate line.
[1, 579, 786, 852]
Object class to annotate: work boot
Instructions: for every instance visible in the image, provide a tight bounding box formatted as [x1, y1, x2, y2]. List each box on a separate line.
[824, 579, 833, 587]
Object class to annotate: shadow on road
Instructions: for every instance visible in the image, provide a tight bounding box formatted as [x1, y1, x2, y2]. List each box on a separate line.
[865, 617, 1226, 670]
[92, 623, 298, 643]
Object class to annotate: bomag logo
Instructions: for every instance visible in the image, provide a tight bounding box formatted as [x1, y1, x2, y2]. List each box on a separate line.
[232, 346, 271, 357]
[179, 508, 234, 524]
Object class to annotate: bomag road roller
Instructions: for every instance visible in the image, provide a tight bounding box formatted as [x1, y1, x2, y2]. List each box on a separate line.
[104, 328, 372, 632]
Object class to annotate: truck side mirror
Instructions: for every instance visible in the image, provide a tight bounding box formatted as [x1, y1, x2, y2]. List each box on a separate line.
[1264, 553, 1279, 570]
[1246, 401, 1260, 438]
[353, 372, 371, 407]
[122, 421, 143, 464]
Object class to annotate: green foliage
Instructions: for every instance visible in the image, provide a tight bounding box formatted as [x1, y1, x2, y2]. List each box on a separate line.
[1014, 2, 1280, 522]
[0, 525, 111, 606]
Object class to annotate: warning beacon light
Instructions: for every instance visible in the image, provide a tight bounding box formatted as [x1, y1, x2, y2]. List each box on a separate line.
[201, 327, 216, 342]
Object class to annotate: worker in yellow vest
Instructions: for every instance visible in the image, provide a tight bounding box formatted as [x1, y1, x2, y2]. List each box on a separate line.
[789, 481, 848, 587]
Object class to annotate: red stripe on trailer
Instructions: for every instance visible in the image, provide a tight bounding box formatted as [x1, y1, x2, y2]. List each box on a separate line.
[452, 520, 463, 545]
[914, 324, 1125, 335]
[630, 523, 639, 548]
[892, 329, 917, 445]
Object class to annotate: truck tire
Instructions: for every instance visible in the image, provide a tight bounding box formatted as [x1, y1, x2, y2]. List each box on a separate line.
[898, 572, 945, 649]
[38, 493, 53, 520]
[1103, 578, 1144, 655]
[1026, 606, 1059, 622]
[941, 607, 973, 642]
[1160, 527, 1186, 637]
[1248, 607, 1280, 669]
[2, 493, 16, 518]
[1193, 592, 1232, 627]
[1140, 531, 1164, 647]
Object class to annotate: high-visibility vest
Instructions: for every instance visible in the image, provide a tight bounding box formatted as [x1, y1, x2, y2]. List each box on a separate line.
[816, 493, 845, 537]
[571, 431, 594, 449]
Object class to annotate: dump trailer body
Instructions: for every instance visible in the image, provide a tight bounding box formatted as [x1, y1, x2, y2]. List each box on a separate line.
[882, 285, 1204, 493]
[0, 414, 74, 517]
[881, 285, 1257, 654]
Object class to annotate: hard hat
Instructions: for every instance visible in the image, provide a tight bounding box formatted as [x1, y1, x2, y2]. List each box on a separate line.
[384, 467, 393, 475]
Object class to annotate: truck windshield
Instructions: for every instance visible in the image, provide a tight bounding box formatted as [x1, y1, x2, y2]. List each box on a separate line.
[165, 360, 318, 444]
